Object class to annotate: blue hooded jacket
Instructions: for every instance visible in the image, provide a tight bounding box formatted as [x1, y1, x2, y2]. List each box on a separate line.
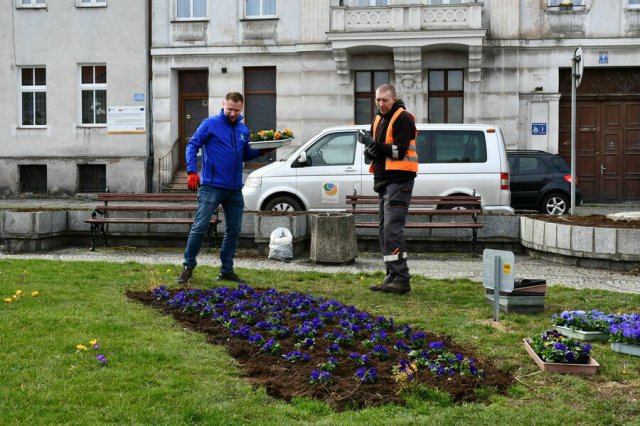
[186, 109, 261, 190]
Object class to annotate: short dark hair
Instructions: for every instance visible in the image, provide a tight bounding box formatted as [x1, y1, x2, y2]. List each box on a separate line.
[376, 84, 396, 98]
[225, 92, 244, 103]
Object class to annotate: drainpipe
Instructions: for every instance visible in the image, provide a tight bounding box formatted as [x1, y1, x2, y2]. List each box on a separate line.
[145, 0, 154, 193]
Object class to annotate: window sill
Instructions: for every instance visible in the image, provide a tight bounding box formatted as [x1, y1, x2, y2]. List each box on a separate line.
[240, 17, 279, 22]
[17, 125, 47, 130]
[76, 124, 107, 129]
[15, 4, 47, 9]
[170, 18, 209, 23]
[76, 5, 107, 8]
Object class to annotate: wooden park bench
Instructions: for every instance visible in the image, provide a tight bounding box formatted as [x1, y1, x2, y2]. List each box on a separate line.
[85, 192, 221, 251]
[346, 193, 484, 255]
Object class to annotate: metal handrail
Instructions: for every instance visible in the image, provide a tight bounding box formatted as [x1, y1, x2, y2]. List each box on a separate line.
[158, 138, 180, 192]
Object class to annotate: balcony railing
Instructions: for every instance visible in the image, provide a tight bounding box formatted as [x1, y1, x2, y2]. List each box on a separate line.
[330, 2, 483, 33]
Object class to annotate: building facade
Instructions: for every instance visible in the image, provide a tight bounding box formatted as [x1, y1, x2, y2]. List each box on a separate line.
[151, 0, 640, 203]
[0, 0, 149, 196]
[2, 0, 639, 202]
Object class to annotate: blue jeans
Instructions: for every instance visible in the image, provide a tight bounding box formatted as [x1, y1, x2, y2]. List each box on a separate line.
[183, 185, 244, 273]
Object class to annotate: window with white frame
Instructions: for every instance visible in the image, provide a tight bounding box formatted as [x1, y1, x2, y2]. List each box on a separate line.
[80, 65, 107, 125]
[77, 0, 106, 7]
[246, 0, 276, 17]
[176, 0, 206, 19]
[20, 67, 46, 126]
[18, 0, 46, 7]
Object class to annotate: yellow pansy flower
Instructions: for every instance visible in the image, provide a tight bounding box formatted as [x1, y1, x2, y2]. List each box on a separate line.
[76, 344, 88, 351]
[31, 291, 39, 297]
[4, 298, 12, 304]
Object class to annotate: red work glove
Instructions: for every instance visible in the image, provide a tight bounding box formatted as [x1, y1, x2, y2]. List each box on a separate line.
[187, 173, 200, 191]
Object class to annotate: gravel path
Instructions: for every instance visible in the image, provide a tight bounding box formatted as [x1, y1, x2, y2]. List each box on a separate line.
[2, 247, 638, 294]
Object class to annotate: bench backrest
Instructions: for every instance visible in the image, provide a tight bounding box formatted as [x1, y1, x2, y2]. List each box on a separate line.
[345, 195, 482, 215]
[97, 193, 197, 203]
[346, 195, 481, 206]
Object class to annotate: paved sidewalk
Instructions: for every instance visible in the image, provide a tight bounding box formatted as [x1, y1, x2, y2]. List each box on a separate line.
[2, 247, 638, 294]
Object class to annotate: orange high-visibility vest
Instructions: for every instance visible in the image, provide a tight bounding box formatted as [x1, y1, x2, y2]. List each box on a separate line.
[369, 108, 418, 173]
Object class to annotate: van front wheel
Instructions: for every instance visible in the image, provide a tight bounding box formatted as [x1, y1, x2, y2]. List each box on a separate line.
[263, 195, 304, 212]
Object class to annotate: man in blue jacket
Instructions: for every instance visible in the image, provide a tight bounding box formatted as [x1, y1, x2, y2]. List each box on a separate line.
[176, 92, 270, 286]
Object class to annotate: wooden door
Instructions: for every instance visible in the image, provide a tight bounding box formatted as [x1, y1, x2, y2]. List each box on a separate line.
[180, 98, 209, 168]
[600, 103, 624, 202]
[623, 102, 640, 201]
[178, 71, 209, 169]
[559, 68, 640, 202]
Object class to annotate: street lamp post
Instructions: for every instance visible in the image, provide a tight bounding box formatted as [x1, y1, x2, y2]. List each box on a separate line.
[570, 47, 583, 215]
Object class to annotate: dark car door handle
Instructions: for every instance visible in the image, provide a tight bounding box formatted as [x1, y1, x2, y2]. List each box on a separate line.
[542, 178, 550, 183]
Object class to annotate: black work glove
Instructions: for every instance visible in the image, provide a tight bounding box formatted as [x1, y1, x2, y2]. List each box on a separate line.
[357, 129, 375, 147]
[364, 143, 381, 160]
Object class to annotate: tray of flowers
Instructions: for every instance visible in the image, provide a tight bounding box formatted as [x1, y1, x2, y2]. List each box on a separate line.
[249, 128, 294, 149]
[609, 313, 640, 356]
[524, 330, 599, 375]
[551, 310, 613, 342]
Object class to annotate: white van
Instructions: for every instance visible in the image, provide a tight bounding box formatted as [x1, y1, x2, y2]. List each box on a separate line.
[243, 124, 514, 214]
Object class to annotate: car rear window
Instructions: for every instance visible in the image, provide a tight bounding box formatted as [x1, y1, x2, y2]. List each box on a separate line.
[416, 130, 487, 164]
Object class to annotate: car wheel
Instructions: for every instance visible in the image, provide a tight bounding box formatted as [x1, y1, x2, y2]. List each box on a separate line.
[263, 195, 304, 212]
[541, 193, 569, 215]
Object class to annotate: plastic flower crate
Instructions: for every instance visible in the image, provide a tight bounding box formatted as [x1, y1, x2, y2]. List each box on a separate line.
[554, 325, 610, 342]
[524, 338, 599, 375]
[610, 342, 640, 357]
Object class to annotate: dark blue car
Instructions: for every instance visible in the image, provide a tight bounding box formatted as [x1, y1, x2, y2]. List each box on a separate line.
[508, 150, 582, 215]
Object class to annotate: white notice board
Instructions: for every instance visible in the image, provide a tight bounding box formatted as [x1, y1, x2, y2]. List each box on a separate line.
[107, 106, 146, 134]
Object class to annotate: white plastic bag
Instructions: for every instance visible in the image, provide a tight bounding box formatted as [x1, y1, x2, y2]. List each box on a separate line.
[268, 227, 293, 261]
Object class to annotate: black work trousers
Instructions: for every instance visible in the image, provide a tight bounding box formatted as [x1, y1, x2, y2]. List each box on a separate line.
[377, 179, 414, 282]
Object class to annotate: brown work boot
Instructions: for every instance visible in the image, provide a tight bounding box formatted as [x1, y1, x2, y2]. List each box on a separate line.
[176, 266, 193, 287]
[380, 279, 411, 294]
[369, 273, 394, 291]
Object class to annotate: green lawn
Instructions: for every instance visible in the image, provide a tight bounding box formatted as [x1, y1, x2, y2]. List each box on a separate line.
[1, 258, 639, 425]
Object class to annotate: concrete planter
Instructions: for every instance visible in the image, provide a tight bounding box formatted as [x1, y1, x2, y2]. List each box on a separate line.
[520, 216, 640, 270]
[309, 213, 358, 264]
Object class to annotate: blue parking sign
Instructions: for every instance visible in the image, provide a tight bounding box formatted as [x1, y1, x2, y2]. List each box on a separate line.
[532, 123, 547, 135]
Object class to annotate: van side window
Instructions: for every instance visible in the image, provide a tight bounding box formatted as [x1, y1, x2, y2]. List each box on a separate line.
[306, 132, 356, 167]
[417, 130, 487, 164]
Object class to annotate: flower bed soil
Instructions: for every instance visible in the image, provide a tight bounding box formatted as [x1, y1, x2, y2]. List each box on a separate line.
[127, 288, 513, 411]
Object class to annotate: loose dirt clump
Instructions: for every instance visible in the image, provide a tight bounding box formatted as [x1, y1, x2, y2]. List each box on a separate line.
[127, 289, 513, 411]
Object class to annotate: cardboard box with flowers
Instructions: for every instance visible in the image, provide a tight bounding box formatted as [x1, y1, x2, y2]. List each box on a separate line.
[609, 313, 640, 357]
[551, 309, 614, 342]
[524, 329, 599, 375]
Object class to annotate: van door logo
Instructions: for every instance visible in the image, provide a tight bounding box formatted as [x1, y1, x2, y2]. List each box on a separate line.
[322, 183, 339, 204]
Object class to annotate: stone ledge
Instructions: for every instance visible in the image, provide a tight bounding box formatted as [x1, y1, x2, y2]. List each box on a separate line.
[520, 216, 640, 269]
